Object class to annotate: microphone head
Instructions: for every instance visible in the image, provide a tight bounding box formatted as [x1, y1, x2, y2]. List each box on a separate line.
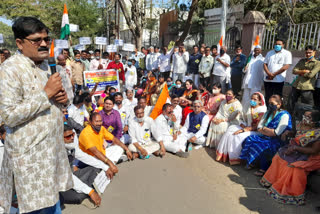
[48, 57, 56, 65]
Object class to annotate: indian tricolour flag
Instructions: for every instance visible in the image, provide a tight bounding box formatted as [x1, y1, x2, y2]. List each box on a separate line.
[60, 3, 70, 40]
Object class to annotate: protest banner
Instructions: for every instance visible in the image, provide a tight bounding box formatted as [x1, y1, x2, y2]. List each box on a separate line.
[95, 37, 107, 45]
[107, 45, 117, 53]
[0, 34, 3, 44]
[79, 37, 91, 45]
[84, 69, 120, 95]
[69, 24, 79, 32]
[122, 43, 135, 52]
[114, 39, 124, 46]
[55, 39, 69, 48]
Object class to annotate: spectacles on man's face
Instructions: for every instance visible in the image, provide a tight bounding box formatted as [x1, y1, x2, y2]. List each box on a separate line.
[24, 36, 51, 46]
[64, 132, 75, 140]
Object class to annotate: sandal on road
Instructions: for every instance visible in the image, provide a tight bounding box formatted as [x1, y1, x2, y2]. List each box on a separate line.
[254, 169, 266, 177]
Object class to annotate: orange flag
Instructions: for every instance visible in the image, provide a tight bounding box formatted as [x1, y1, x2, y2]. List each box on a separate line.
[219, 35, 223, 47]
[253, 35, 260, 46]
[150, 83, 170, 120]
[50, 39, 55, 57]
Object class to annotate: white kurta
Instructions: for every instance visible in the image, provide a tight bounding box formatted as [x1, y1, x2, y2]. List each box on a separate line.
[0, 52, 73, 213]
[125, 65, 137, 88]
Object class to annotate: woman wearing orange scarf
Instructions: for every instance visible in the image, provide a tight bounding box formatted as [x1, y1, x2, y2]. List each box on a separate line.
[143, 72, 157, 105]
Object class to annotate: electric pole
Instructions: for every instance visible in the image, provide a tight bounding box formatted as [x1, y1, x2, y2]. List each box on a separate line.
[221, 0, 228, 45]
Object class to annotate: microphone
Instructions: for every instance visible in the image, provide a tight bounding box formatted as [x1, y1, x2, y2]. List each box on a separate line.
[48, 57, 57, 75]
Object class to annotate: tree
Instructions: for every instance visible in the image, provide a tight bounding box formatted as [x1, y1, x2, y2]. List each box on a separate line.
[117, 0, 146, 50]
[0, 21, 15, 50]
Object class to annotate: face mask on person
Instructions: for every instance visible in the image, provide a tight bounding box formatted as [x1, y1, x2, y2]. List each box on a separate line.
[167, 82, 172, 86]
[164, 115, 170, 120]
[110, 92, 115, 96]
[220, 49, 225, 55]
[96, 56, 100, 60]
[64, 114, 69, 120]
[75, 58, 81, 62]
[212, 89, 219, 94]
[176, 84, 181, 88]
[226, 95, 233, 102]
[307, 55, 314, 60]
[65, 141, 76, 150]
[268, 103, 278, 112]
[122, 60, 127, 64]
[127, 61, 132, 66]
[250, 100, 257, 107]
[92, 125, 101, 133]
[136, 117, 144, 123]
[274, 45, 282, 52]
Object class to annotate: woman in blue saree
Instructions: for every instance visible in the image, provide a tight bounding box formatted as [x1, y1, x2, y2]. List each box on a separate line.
[240, 94, 292, 176]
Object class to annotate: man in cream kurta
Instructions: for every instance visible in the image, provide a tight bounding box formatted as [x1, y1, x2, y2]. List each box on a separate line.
[0, 17, 73, 213]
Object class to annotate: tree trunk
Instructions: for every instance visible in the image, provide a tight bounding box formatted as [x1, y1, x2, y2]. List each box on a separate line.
[175, 0, 198, 46]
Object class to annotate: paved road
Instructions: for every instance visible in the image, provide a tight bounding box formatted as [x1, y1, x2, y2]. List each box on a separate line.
[63, 148, 319, 214]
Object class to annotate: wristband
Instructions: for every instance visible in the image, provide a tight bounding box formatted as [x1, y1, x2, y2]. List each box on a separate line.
[104, 158, 109, 164]
[88, 189, 95, 197]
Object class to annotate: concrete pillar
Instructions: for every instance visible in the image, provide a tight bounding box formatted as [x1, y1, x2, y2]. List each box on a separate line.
[241, 11, 266, 56]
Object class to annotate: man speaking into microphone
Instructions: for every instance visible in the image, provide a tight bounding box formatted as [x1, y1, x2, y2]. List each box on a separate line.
[0, 17, 73, 213]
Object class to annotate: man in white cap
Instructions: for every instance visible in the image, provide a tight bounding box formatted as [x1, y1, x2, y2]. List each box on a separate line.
[241, 45, 265, 110]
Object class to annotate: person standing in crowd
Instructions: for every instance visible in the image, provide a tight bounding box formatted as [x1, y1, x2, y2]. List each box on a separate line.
[2, 49, 11, 60]
[131, 48, 144, 69]
[0, 50, 6, 64]
[90, 49, 103, 70]
[200, 46, 205, 56]
[152, 104, 189, 158]
[212, 46, 231, 93]
[288, 45, 320, 113]
[158, 46, 174, 80]
[172, 44, 189, 82]
[123, 88, 138, 108]
[0, 16, 72, 213]
[128, 106, 161, 159]
[241, 45, 265, 111]
[146, 46, 158, 73]
[107, 53, 125, 86]
[263, 38, 292, 102]
[125, 59, 137, 89]
[71, 50, 85, 92]
[57, 54, 74, 103]
[230, 45, 247, 96]
[187, 45, 202, 87]
[63, 48, 72, 66]
[80, 50, 90, 71]
[68, 94, 90, 128]
[199, 46, 214, 87]
[101, 52, 111, 69]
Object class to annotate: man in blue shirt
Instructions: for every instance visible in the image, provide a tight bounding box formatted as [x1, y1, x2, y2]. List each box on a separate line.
[187, 45, 202, 87]
[230, 45, 246, 96]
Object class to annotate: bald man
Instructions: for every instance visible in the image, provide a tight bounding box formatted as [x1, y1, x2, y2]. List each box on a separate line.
[57, 54, 74, 102]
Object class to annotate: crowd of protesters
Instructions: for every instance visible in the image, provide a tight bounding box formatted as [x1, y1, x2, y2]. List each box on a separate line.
[0, 16, 320, 213]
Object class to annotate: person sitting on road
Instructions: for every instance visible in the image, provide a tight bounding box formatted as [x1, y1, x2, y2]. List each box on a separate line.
[113, 92, 131, 144]
[79, 112, 133, 177]
[68, 94, 90, 128]
[128, 106, 161, 159]
[152, 103, 189, 158]
[180, 100, 209, 149]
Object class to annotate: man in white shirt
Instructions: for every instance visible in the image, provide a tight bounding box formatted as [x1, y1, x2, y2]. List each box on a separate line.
[89, 49, 106, 70]
[212, 46, 231, 93]
[199, 47, 214, 87]
[151, 103, 189, 158]
[171, 95, 182, 130]
[68, 94, 90, 127]
[128, 106, 161, 158]
[135, 97, 154, 119]
[263, 38, 292, 102]
[61, 124, 103, 207]
[123, 88, 138, 108]
[242, 46, 265, 110]
[158, 46, 174, 79]
[125, 59, 137, 89]
[172, 44, 189, 82]
[146, 46, 159, 72]
[101, 52, 111, 69]
[180, 100, 209, 148]
[113, 92, 131, 144]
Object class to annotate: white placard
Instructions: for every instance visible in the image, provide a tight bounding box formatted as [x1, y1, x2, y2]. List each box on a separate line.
[122, 43, 135, 52]
[93, 170, 111, 195]
[107, 45, 117, 53]
[69, 24, 79, 32]
[114, 39, 124, 46]
[95, 37, 107, 45]
[74, 44, 85, 51]
[55, 39, 69, 48]
[79, 37, 91, 45]
[0, 34, 3, 44]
